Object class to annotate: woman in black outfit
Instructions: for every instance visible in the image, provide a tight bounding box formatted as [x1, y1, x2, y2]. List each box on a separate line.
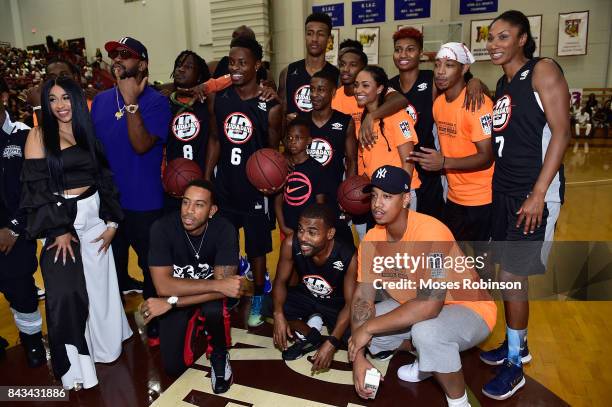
[20, 77, 132, 390]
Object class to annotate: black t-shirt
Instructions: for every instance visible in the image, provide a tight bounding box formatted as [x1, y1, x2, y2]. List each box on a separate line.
[149, 212, 239, 280]
[282, 157, 327, 230]
[292, 234, 354, 305]
[166, 97, 210, 173]
[213, 86, 279, 213]
[285, 59, 339, 114]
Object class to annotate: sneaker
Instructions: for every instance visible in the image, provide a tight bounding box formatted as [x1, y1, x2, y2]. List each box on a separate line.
[36, 286, 45, 300]
[263, 271, 272, 294]
[282, 338, 319, 361]
[397, 359, 432, 383]
[368, 349, 394, 361]
[482, 360, 526, 400]
[480, 339, 532, 366]
[19, 332, 46, 368]
[238, 256, 253, 281]
[121, 278, 143, 295]
[210, 351, 233, 394]
[247, 295, 264, 327]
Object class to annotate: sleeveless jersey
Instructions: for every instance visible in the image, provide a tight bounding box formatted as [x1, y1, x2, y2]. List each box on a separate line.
[166, 97, 209, 173]
[492, 58, 564, 202]
[285, 59, 339, 114]
[214, 86, 279, 213]
[292, 233, 354, 304]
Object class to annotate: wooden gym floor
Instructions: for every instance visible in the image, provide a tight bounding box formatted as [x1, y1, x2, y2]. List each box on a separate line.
[0, 140, 610, 406]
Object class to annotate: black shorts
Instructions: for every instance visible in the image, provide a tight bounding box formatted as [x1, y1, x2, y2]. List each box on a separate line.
[415, 170, 445, 220]
[219, 208, 272, 258]
[283, 288, 344, 331]
[492, 191, 561, 276]
[443, 199, 492, 241]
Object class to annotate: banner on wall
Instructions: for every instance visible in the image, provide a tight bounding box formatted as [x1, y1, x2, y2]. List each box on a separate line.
[459, 0, 498, 15]
[326, 29, 340, 66]
[470, 15, 541, 61]
[394, 0, 430, 20]
[557, 11, 589, 56]
[312, 3, 345, 27]
[356, 26, 380, 64]
[352, 0, 386, 25]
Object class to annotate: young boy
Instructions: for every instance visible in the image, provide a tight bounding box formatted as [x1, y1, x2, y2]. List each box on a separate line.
[275, 117, 327, 238]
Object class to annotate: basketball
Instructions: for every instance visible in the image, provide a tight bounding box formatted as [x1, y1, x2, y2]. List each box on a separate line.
[162, 158, 203, 197]
[246, 148, 288, 194]
[337, 175, 371, 215]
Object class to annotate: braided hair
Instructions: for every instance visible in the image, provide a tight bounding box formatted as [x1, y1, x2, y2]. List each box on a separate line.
[171, 50, 211, 85]
[360, 65, 391, 152]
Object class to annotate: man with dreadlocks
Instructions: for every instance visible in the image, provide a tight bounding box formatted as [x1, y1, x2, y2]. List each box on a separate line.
[165, 51, 214, 210]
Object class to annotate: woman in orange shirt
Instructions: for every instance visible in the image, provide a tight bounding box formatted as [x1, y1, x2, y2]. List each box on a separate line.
[354, 65, 420, 209]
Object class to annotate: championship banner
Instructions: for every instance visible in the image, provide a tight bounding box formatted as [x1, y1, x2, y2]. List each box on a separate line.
[356, 26, 380, 64]
[471, 15, 541, 61]
[557, 11, 589, 56]
[326, 28, 340, 66]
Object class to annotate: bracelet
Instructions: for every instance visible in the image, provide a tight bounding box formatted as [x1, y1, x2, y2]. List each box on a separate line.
[106, 221, 119, 229]
[32, 105, 41, 111]
[326, 335, 342, 349]
[442, 156, 446, 169]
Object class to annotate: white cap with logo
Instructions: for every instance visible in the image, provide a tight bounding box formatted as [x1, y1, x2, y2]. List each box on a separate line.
[435, 42, 475, 65]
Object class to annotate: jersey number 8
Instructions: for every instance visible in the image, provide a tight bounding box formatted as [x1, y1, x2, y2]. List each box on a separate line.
[183, 145, 193, 160]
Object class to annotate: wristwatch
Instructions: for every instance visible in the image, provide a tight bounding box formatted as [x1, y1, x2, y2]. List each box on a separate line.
[125, 104, 139, 114]
[167, 296, 179, 308]
[8, 229, 19, 239]
[106, 221, 119, 229]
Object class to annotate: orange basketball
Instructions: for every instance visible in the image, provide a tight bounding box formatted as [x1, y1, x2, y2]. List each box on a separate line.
[163, 158, 203, 197]
[337, 175, 371, 215]
[246, 148, 288, 194]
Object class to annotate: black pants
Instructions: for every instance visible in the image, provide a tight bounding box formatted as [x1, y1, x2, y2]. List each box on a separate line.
[442, 199, 492, 241]
[0, 238, 38, 314]
[416, 170, 445, 221]
[159, 299, 231, 376]
[111, 209, 163, 299]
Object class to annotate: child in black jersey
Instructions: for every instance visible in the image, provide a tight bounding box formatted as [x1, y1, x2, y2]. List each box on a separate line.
[275, 117, 327, 238]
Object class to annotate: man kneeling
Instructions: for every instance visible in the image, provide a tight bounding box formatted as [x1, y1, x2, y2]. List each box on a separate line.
[143, 179, 242, 394]
[348, 165, 496, 406]
[271, 203, 356, 372]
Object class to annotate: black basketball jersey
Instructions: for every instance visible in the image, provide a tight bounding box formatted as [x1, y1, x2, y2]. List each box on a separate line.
[292, 233, 354, 304]
[214, 86, 279, 213]
[166, 97, 209, 173]
[492, 58, 564, 202]
[213, 55, 268, 82]
[285, 59, 340, 114]
[282, 157, 326, 230]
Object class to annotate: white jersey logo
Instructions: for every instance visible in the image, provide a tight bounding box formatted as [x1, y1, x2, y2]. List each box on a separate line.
[258, 102, 267, 111]
[417, 82, 428, 91]
[331, 122, 343, 130]
[519, 70, 530, 80]
[172, 112, 200, 141]
[2, 145, 22, 159]
[480, 114, 493, 136]
[307, 138, 333, 166]
[303, 275, 333, 297]
[492, 94, 512, 132]
[405, 103, 418, 124]
[224, 112, 253, 144]
[333, 260, 344, 271]
[399, 120, 412, 139]
[294, 85, 312, 112]
[172, 263, 212, 280]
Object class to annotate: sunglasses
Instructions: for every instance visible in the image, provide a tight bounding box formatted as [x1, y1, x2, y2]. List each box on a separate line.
[108, 49, 138, 60]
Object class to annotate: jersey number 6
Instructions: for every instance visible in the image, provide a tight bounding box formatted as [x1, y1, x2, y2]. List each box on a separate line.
[231, 147, 242, 165]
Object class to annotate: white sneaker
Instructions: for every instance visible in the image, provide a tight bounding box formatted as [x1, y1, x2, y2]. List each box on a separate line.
[307, 314, 323, 332]
[397, 359, 433, 383]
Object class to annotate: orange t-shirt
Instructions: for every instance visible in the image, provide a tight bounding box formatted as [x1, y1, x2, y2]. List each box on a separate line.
[355, 110, 421, 190]
[357, 210, 497, 331]
[33, 98, 93, 127]
[332, 86, 362, 130]
[433, 88, 494, 206]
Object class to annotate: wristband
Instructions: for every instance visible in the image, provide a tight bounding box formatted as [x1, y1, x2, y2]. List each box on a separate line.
[106, 221, 119, 229]
[326, 335, 341, 349]
[442, 155, 446, 169]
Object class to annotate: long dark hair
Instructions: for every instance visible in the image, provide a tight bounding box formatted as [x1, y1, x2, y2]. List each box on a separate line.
[40, 77, 109, 193]
[491, 10, 536, 59]
[360, 65, 391, 152]
[171, 50, 211, 85]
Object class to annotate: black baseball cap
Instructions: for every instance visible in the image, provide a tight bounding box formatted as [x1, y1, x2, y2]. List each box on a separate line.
[104, 37, 148, 60]
[363, 165, 411, 194]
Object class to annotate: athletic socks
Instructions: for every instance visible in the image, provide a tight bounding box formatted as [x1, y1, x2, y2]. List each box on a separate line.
[507, 326, 527, 366]
[446, 391, 471, 407]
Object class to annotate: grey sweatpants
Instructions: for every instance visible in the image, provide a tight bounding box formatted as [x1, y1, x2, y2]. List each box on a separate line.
[368, 298, 490, 373]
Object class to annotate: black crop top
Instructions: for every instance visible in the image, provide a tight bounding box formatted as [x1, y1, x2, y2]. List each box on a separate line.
[19, 145, 123, 239]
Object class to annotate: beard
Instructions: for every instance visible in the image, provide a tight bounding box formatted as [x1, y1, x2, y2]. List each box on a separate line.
[112, 63, 139, 80]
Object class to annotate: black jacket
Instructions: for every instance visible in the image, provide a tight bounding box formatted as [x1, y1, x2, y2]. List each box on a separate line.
[0, 113, 29, 235]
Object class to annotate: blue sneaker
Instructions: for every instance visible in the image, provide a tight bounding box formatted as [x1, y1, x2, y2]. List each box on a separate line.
[480, 339, 532, 366]
[264, 271, 272, 294]
[482, 360, 525, 400]
[248, 295, 264, 327]
[239, 256, 253, 281]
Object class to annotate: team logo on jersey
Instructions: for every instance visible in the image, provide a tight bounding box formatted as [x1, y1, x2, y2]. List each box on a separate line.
[405, 103, 418, 124]
[519, 70, 530, 80]
[258, 102, 267, 111]
[172, 263, 213, 280]
[284, 171, 312, 206]
[303, 275, 333, 297]
[307, 138, 333, 166]
[331, 122, 343, 130]
[294, 85, 312, 112]
[2, 145, 22, 159]
[417, 82, 428, 91]
[333, 260, 344, 271]
[492, 94, 512, 132]
[399, 120, 412, 139]
[224, 112, 253, 144]
[480, 114, 492, 135]
[172, 112, 200, 142]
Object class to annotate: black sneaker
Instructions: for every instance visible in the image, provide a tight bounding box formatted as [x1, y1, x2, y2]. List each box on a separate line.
[368, 349, 395, 361]
[282, 338, 319, 361]
[19, 332, 46, 368]
[210, 351, 233, 394]
[121, 278, 143, 295]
